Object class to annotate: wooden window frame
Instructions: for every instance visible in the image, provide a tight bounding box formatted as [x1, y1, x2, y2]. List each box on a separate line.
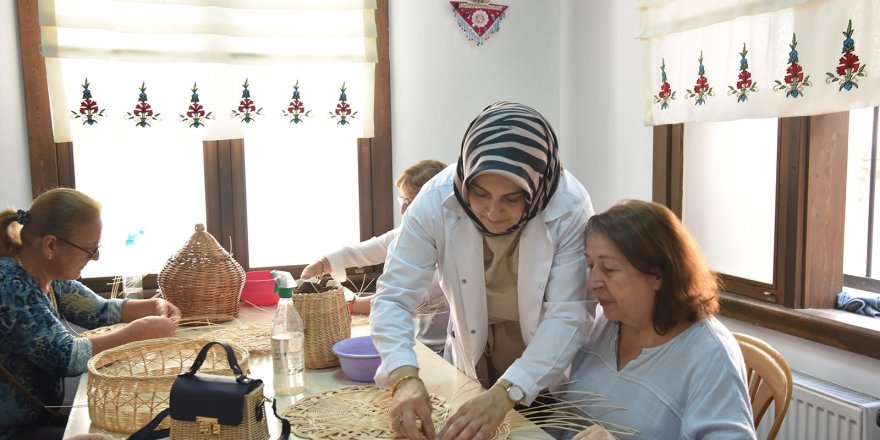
[17, 0, 392, 292]
[654, 114, 880, 360]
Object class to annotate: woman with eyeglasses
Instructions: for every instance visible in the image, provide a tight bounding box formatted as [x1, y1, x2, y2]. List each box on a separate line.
[371, 102, 595, 440]
[301, 159, 449, 353]
[0, 188, 180, 439]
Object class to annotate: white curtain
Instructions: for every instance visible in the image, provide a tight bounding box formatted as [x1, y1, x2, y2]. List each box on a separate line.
[36, 0, 376, 277]
[639, 0, 880, 125]
[39, 0, 378, 139]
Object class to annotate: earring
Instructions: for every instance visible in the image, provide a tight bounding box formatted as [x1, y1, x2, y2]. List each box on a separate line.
[48, 253, 54, 260]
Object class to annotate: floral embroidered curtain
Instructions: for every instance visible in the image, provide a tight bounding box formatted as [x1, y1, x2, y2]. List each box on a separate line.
[638, 0, 879, 125]
[38, 0, 378, 139]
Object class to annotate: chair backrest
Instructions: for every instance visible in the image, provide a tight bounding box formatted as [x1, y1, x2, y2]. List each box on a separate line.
[733, 333, 793, 440]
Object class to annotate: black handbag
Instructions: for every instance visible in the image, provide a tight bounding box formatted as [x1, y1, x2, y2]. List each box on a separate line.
[129, 341, 290, 440]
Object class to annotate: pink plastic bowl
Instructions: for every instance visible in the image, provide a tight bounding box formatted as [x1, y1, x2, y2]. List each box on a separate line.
[331, 336, 381, 382]
[240, 270, 278, 307]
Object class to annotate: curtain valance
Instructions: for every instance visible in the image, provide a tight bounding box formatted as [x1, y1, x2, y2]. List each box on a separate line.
[38, 0, 377, 139]
[639, 0, 879, 125]
[39, 0, 378, 65]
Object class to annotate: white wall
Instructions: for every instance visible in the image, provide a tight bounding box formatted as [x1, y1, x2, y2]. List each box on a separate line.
[389, 0, 560, 223]
[0, 1, 32, 210]
[559, 0, 653, 212]
[3, 0, 879, 402]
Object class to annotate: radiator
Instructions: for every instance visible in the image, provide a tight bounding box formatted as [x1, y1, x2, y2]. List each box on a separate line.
[756, 371, 880, 440]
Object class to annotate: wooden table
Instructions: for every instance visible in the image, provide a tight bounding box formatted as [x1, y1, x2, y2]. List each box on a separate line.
[64, 306, 553, 439]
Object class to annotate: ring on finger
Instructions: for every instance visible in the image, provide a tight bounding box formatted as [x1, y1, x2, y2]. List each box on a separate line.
[394, 415, 404, 427]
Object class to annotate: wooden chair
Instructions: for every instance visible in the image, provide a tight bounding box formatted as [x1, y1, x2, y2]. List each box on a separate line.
[733, 333, 793, 440]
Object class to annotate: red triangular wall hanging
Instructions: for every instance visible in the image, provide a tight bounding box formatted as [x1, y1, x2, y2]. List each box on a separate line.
[450, 1, 508, 46]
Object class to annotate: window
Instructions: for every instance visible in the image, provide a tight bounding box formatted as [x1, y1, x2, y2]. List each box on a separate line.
[653, 111, 880, 360]
[17, 0, 394, 289]
[682, 119, 777, 285]
[843, 107, 880, 292]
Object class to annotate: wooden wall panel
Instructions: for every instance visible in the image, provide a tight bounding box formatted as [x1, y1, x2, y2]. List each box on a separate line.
[803, 112, 848, 309]
[18, 0, 58, 196]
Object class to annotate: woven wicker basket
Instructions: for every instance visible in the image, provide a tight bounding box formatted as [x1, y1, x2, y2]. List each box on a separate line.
[293, 286, 351, 369]
[87, 337, 249, 434]
[158, 224, 245, 322]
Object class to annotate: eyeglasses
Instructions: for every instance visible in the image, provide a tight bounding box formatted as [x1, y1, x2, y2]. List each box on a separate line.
[56, 236, 101, 259]
[397, 196, 413, 207]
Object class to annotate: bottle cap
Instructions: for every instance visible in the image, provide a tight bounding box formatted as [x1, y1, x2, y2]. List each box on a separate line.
[277, 287, 293, 298]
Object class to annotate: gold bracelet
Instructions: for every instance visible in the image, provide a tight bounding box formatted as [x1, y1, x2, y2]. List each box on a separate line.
[390, 375, 423, 397]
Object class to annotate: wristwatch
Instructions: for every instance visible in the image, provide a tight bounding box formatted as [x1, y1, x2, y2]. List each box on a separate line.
[496, 379, 525, 404]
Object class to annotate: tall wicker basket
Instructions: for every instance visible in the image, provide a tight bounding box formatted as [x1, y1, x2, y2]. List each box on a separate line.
[158, 224, 244, 322]
[293, 286, 351, 369]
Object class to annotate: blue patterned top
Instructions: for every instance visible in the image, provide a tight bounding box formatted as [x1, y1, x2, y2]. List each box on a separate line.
[0, 256, 124, 437]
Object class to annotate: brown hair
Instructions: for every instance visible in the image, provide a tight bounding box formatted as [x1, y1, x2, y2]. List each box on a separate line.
[396, 160, 446, 192]
[585, 199, 720, 334]
[1, 188, 102, 257]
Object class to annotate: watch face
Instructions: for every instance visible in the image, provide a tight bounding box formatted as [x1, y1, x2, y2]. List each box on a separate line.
[508, 385, 524, 402]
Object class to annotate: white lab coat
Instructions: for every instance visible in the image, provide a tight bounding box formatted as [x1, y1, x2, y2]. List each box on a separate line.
[324, 228, 449, 351]
[370, 166, 595, 404]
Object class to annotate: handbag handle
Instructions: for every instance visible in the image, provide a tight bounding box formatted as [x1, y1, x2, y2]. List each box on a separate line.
[182, 341, 251, 384]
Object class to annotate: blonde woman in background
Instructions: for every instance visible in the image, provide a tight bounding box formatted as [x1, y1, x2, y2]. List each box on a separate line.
[301, 159, 450, 353]
[0, 188, 180, 440]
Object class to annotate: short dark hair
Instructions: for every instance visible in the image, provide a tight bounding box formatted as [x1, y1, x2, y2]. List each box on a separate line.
[585, 199, 720, 334]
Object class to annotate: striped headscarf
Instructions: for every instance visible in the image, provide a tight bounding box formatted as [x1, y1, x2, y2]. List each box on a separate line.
[453, 102, 562, 236]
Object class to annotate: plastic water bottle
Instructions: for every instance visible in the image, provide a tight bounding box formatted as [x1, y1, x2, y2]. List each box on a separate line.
[271, 271, 305, 395]
[122, 231, 144, 297]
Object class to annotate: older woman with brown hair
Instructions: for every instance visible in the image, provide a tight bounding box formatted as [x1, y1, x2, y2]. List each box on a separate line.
[0, 188, 179, 439]
[567, 199, 755, 440]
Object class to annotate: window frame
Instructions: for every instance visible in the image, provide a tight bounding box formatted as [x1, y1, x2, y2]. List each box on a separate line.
[17, 0, 393, 292]
[653, 113, 880, 360]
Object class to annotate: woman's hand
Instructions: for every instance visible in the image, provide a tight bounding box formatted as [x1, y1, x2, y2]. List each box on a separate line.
[389, 368, 435, 440]
[90, 315, 178, 354]
[121, 297, 179, 322]
[125, 315, 178, 340]
[437, 385, 513, 440]
[301, 258, 329, 280]
[572, 424, 616, 440]
[155, 298, 181, 319]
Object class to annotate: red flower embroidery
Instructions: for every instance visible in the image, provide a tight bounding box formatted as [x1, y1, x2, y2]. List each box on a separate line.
[80, 99, 99, 114]
[785, 63, 804, 84]
[836, 52, 860, 75]
[336, 102, 351, 115]
[289, 100, 304, 114]
[187, 103, 205, 118]
[659, 82, 671, 99]
[133, 102, 153, 117]
[693, 76, 709, 94]
[239, 98, 256, 112]
[737, 70, 753, 90]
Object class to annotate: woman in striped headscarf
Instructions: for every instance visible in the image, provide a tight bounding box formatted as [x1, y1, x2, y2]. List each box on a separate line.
[371, 102, 596, 440]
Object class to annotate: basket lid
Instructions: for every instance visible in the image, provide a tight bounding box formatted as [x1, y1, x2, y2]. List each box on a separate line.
[167, 224, 234, 263]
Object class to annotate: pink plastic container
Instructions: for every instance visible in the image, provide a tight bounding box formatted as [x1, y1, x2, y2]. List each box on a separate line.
[331, 336, 381, 382]
[240, 270, 278, 307]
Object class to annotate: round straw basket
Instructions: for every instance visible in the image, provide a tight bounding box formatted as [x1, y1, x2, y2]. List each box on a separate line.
[86, 337, 249, 434]
[293, 286, 351, 369]
[158, 224, 245, 322]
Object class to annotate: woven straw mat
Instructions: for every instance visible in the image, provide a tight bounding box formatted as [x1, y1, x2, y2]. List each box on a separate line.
[282, 385, 511, 440]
